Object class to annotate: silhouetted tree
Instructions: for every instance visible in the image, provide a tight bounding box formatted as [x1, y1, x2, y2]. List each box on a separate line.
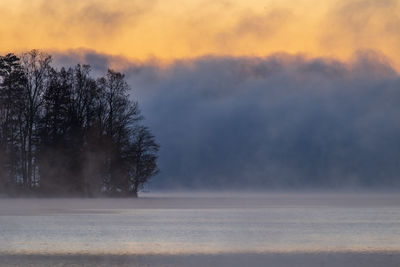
[38, 67, 77, 195]
[0, 50, 159, 197]
[129, 126, 159, 197]
[0, 54, 26, 193]
[20, 50, 52, 189]
[96, 70, 142, 195]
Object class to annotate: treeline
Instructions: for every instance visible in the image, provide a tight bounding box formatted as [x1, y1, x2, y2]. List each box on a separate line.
[0, 50, 159, 197]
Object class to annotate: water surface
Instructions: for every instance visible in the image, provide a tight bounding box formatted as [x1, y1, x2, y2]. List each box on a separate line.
[1, 193, 399, 255]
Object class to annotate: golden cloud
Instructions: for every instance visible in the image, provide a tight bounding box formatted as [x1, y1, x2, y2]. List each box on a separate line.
[0, 0, 400, 70]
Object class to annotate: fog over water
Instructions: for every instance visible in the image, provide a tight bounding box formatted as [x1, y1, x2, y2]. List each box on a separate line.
[3, 1, 400, 265]
[27, 50, 400, 265]
[53, 50, 400, 190]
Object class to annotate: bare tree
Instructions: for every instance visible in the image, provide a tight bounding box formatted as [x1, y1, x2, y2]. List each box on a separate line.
[97, 70, 142, 194]
[19, 50, 52, 189]
[129, 126, 159, 197]
[0, 51, 159, 197]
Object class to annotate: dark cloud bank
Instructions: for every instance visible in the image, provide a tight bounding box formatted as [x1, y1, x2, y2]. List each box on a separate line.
[53, 50, 400, 190]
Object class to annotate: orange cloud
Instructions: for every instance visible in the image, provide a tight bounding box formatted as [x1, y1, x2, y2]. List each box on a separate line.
[1, 0, 400, 70]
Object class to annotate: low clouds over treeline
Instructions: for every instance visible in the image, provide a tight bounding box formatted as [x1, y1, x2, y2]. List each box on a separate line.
[53, 50, 400, 190]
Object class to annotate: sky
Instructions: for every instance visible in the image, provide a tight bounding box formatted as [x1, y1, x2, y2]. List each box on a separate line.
[2, 0, 400, 189]
[1, 0, 400, 69]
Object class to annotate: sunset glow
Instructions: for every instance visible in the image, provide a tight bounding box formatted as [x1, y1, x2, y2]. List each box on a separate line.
[1, 0, 399, 68]
[2, 1, 400, 266]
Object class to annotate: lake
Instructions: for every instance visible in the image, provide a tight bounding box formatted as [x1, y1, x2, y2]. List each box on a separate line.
[1, 192, 400, 266]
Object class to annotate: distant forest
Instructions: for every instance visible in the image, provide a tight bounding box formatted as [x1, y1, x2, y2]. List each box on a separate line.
[0, 50, 159, 197]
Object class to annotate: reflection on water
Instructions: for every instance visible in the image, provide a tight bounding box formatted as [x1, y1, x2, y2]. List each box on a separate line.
[1, 193, 400, 254]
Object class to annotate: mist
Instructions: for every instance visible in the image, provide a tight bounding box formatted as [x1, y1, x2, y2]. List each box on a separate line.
[53, 49, 400, 190]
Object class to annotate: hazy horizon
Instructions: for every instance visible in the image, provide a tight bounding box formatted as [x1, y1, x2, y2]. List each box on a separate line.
[46, 50, 400, 190]
[1, 1, 400, 266]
